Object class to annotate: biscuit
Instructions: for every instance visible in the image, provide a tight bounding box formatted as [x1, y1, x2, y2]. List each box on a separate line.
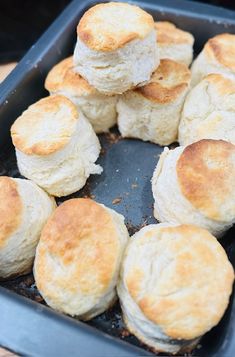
[155, 22, 194, 66]
[191, 33, 235, 86]
[73, 2, 159, 94]
[45, 57, 117, 133]
[179, 74, 235, 145]
[117, 59, 191, 145]
[11, 95, 102, 197]
[34, 198, 129, 320]
[152, 140, 235, 237]
[0, 176, 55, 279]
[117, 223, 234, 353]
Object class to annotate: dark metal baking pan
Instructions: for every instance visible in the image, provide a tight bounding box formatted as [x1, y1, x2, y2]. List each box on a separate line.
[0, 0, 235, 356]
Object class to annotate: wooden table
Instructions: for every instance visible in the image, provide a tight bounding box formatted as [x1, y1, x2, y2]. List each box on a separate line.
[0, 62, 18, 357]
[0, 347, 16, 357]
[0, 63, 17, 83]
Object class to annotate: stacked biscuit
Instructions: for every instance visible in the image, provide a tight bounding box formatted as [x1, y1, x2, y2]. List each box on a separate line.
[1, 2, 235, 356]
[45, 3, 195, 147]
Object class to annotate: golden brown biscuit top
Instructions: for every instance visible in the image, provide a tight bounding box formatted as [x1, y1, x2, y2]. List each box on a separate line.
[205, 73, 235, 96]
[125, 224, 234, 340]
[45, 57, 96, 96]
[135, 59, 191, 103]
[11, 95, 78, 156]
[77, 2, 154, 51]
[0, 177, 22, 248]
[205, 33, 235, 72]
[36, 198, 120, 297]
[177, 140, 235, 221]
[155, 21, 194, 45]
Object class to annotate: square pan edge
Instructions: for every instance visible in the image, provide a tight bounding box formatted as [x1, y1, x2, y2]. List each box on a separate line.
[0, 286, 153, 357]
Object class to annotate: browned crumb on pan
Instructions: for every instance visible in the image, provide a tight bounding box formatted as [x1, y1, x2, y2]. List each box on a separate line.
[80, 182, 96, 200]
[17, 274, 34, 287]
[131, 183, 138, 189]
[1, 273, 44, 302]
[34, 294, 44, 303]
[126, 223, 138, 236]
[81, 182, 92, 198]
[120, 329, 130, 338]
[126, 219, 148, 236]
[100, 147, 106, 156]
[168, 141, 179, 150]
[104, 131, 122, 146]
[112, 197, 122, 205]
[83, 194, 96, 199]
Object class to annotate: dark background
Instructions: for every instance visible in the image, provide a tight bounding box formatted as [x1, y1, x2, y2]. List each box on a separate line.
[0, 0, 234, 63]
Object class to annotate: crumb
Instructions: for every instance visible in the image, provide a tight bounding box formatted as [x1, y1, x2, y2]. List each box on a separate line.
[100, 147, 106, 155]
[104, 131, 122, 145]
[127, 219, 149, 235]
[112, 197, 122, 205]
[131, 183, 138, 189]
[35, 295, 44, 303]
[78, 182, 95, 200]
[169, 142, 179, 150]
[120, 329, 130, 338]
[19, 276, 34, 287]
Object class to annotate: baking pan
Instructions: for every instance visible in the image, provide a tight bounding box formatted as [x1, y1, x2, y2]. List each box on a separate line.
[0, 0, 235, 356]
